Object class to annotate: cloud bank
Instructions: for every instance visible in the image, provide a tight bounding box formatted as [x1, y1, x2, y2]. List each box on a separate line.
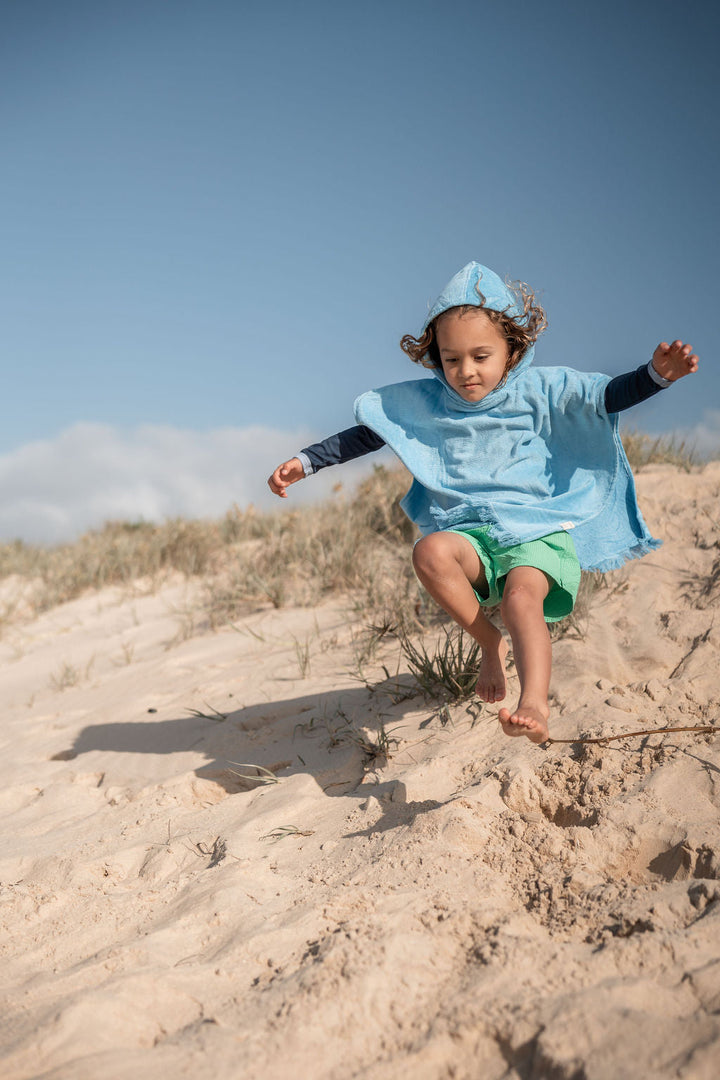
[2, 413, 717, 546]
[0, 423, 389, 544]
[673, 410, 720, 460]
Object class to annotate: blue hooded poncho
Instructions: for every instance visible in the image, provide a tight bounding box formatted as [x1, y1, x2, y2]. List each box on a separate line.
[354, 262, 660, 572]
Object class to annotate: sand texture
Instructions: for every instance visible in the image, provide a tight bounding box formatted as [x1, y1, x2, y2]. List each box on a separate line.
[1, 463, 720, 1080]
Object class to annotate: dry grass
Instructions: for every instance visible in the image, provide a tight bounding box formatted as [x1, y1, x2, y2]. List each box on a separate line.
[621, 429, 699, 472]
[396, 624, 483, 702]
[0, 432, 701, 632]
[0, 518, 222, 615]
[204, 465, 423, 626]
[0, 466, 422, 626]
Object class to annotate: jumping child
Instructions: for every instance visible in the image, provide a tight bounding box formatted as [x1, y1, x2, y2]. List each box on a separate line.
[268, 262, 698, 744]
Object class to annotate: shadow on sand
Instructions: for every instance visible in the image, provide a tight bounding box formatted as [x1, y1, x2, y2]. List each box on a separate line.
[50, 675, 466, 834]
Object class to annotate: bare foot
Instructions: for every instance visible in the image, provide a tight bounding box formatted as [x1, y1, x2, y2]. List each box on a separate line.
[498, 701, 549, 744]
[475, 637, 509, 703]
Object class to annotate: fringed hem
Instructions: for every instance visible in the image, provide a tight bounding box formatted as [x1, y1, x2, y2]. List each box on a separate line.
[433, 508, 524, 548]
[582, 537, 662, 574]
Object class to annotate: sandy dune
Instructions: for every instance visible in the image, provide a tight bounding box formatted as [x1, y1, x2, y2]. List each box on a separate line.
[1, 463, 719, 1080]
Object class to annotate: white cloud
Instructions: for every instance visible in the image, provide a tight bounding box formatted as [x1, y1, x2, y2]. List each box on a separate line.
[0, 423, 392, 544]
[671, 409, 720, 460]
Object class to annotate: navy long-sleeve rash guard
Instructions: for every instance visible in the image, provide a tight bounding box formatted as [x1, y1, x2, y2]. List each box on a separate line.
[300, 362, 666, 474]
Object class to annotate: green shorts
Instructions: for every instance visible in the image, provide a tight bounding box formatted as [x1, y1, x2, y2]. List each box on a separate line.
[450, 526, 582, 623]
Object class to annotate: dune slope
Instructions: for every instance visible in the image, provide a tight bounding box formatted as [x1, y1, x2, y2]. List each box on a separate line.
[1, 463, 719, 1080]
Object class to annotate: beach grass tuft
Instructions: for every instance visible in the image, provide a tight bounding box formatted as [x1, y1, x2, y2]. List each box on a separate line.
[397, 623, 483, 702]
[227, 763, 281, 786]
[260, 825, 316, 843]
[621, 429, 699, 472]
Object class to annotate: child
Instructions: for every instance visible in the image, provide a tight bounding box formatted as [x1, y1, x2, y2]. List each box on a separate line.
[268, 262, 698, 744]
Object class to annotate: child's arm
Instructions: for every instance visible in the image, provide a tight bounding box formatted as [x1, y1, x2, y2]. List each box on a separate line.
[605, 341, 699, 413]
[267, 425, 386, 498]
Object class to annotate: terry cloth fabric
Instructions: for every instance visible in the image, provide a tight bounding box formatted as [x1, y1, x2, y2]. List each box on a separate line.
[354, 262, 660, 573]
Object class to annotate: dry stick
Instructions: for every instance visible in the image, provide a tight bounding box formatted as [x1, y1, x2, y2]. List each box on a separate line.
[546, 724, 717, 746]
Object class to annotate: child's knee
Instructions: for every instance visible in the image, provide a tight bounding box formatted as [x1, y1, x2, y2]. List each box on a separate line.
[500, 575, 548, 621]
[412, 533, 452, 577]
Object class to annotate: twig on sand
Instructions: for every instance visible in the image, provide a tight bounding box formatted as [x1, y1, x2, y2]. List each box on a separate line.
[546, 724, 717, 746]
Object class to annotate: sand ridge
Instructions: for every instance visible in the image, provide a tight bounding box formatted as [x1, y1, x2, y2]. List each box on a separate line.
[1, 463, 719, 1079]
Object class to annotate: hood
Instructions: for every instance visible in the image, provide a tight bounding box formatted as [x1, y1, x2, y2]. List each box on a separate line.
[421, 261, 535, 411]
[420, 261, 525, 332]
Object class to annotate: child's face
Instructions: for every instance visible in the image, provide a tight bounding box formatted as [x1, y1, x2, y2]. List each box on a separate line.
[435, 309, 510, 402]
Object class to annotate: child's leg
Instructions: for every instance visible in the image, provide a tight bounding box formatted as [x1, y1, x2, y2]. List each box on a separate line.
[412, 532, 508, 703]
[497, 565, 551, 744]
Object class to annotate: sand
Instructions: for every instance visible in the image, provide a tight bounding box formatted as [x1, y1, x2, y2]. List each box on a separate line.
[1, 462, 719, 1080]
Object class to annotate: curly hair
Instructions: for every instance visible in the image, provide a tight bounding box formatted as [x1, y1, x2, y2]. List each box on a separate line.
[400, 279, 548, 377]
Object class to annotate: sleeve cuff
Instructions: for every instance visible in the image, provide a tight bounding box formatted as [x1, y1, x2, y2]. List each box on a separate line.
[647, 360, 672, 389]
[297, 451, 314, 477]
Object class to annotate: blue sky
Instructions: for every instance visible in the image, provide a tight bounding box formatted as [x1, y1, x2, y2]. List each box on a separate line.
[2, 0, 718, 541]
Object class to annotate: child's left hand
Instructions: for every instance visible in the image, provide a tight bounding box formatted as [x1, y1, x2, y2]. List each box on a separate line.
[652, 340, 699, 382]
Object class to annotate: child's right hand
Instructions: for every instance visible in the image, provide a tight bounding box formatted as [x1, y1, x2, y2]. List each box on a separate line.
[268, 457, 305, 498]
